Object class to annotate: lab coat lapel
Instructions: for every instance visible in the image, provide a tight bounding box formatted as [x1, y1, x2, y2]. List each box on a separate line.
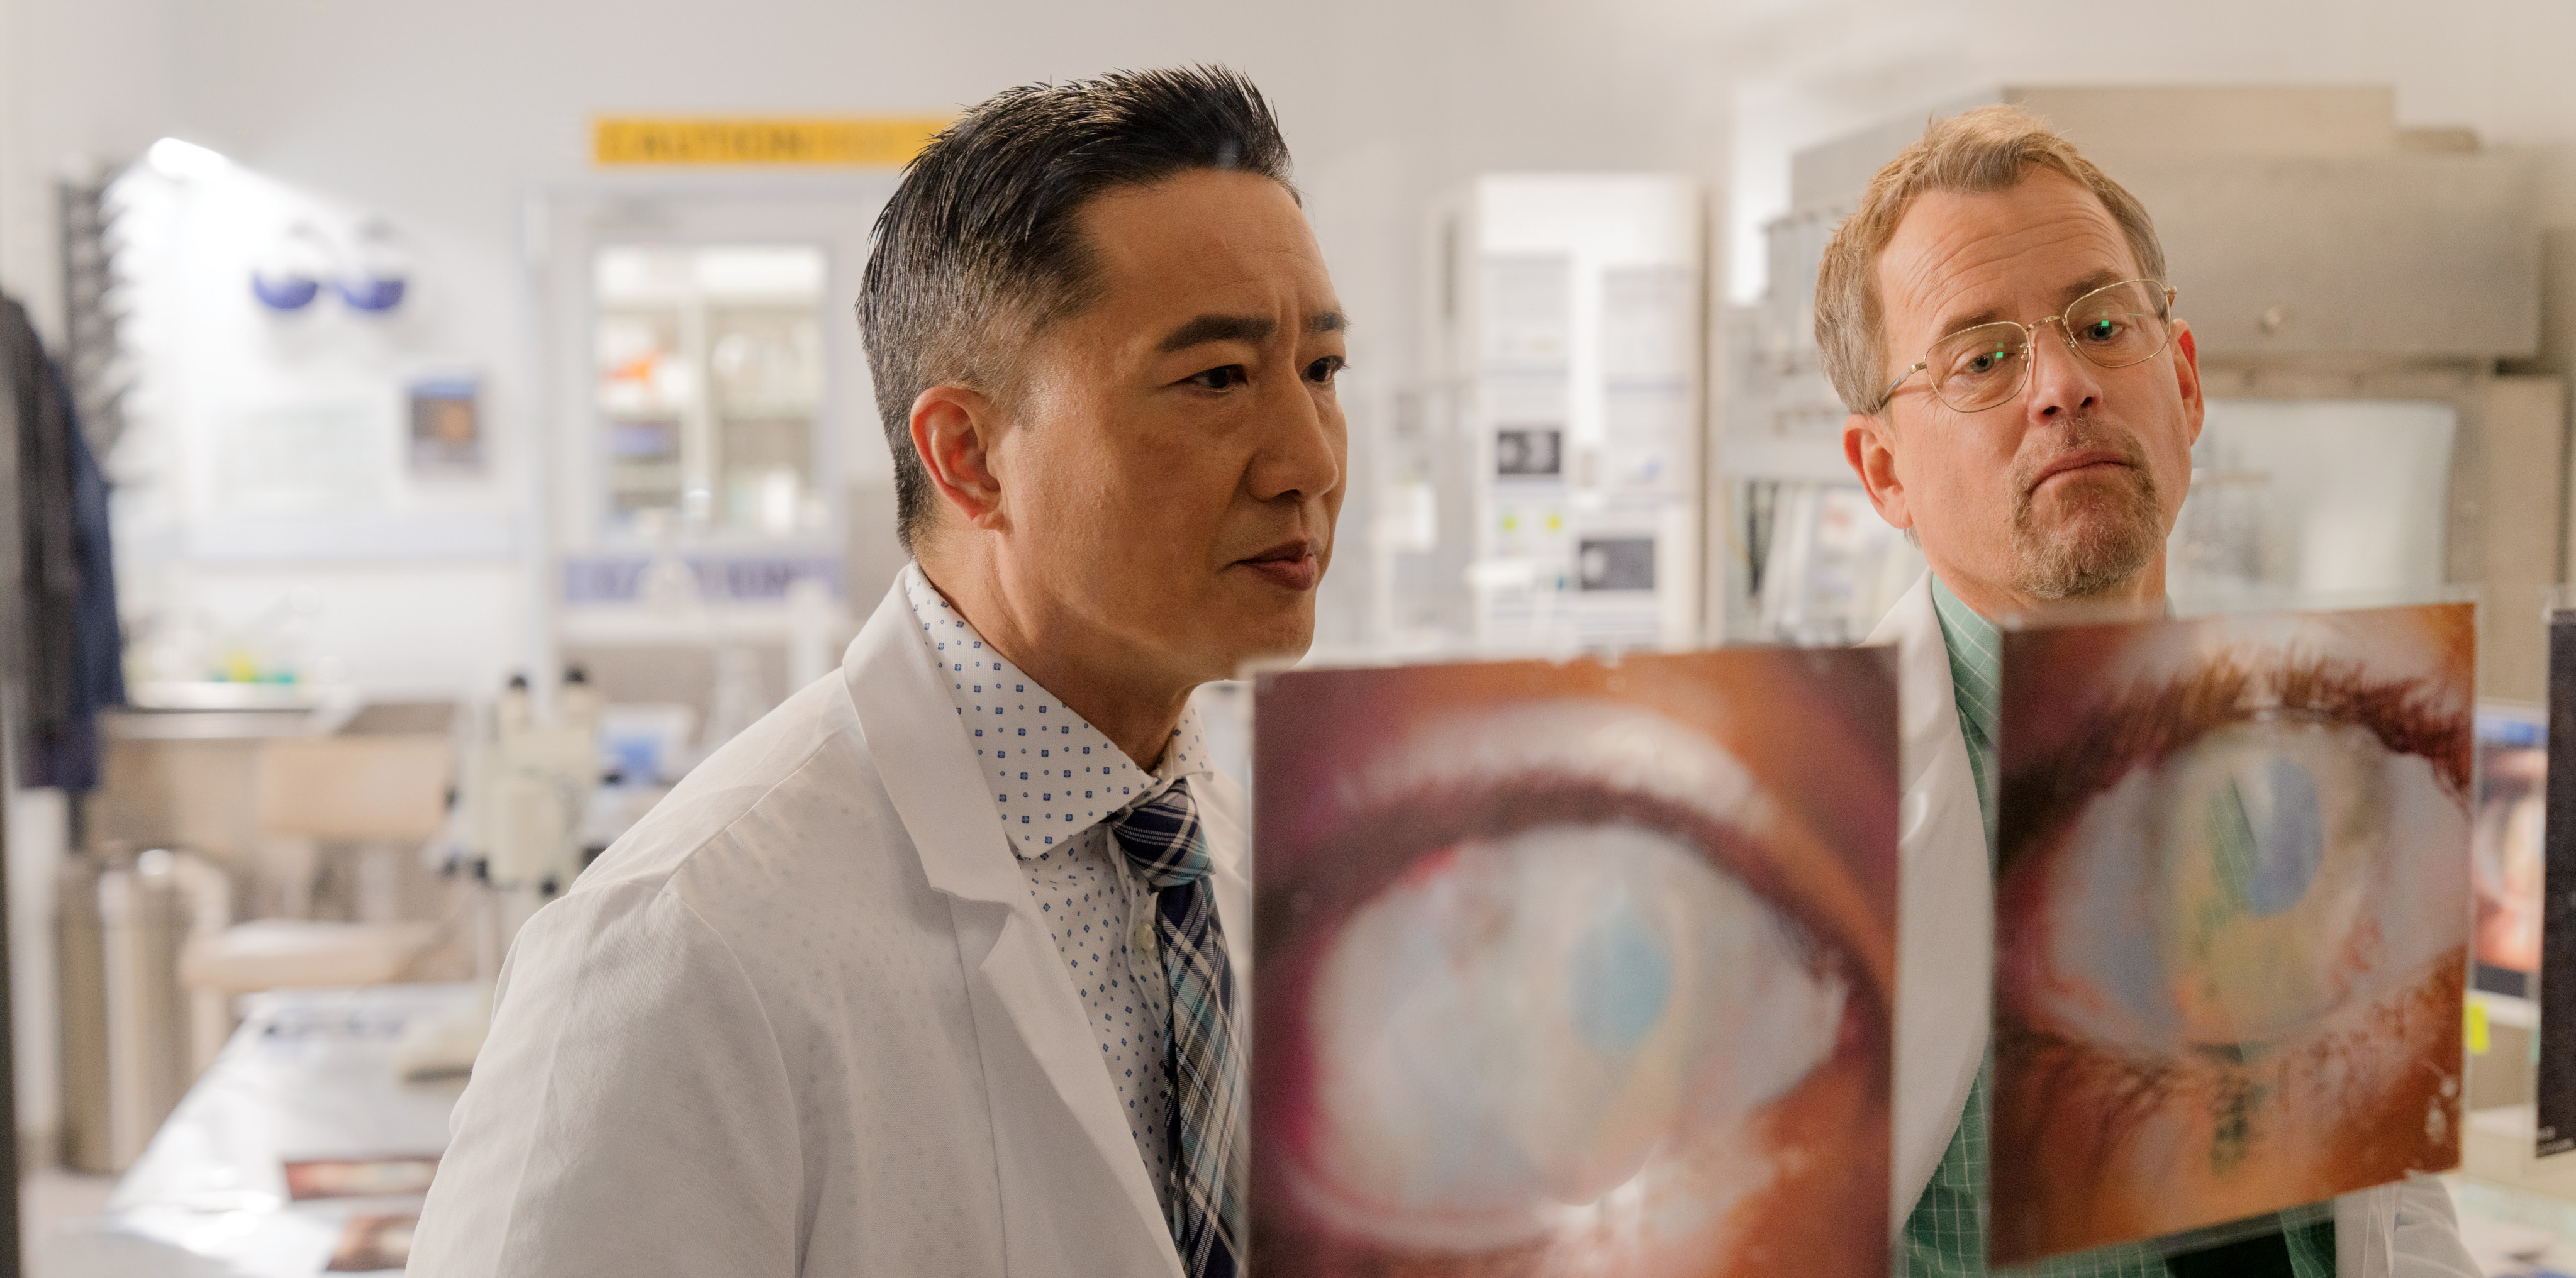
[2334, 1172, 2480, 1277]
[1865, 573, 1993, 1231]
[2336, 1184, 2392, 1276]
[842, 580, 1183, 1277]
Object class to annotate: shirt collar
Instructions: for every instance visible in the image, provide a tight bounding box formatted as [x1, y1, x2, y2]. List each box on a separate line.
[1927, 576, 2177, 740]
[1927, 574, 2003, 751]
[901, 563, 1212, 862]
[1928, 575, 2004, 847]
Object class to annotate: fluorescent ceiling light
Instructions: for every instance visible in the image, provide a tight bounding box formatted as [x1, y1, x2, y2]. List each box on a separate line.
[146, 137, 230, 181]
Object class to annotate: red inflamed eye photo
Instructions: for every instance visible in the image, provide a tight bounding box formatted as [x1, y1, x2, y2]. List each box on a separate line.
[1250, 648, 1899, 1277]
[1988, 603, 2473, 1264]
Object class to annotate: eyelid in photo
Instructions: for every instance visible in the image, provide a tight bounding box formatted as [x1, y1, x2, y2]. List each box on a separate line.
[1995, 640, 2472, 1059]
[1318, 701, 1890, 989]
[1999, 645, 2472, 878]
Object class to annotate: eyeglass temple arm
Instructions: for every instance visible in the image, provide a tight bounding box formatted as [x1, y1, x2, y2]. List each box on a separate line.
[1873, 362, 1926, 414]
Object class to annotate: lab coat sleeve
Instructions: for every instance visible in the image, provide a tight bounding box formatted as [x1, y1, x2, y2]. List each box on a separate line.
[2389, 1174, 2480, 1278]
[411, 881, 804, 1277]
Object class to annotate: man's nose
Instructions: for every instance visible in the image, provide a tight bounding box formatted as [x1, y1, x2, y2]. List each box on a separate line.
[1247, 374, 1342, 504]
[2024, 323, 2106, 421]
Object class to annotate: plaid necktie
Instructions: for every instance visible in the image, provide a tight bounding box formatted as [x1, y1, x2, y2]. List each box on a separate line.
[1110, 779, 1245, 1278]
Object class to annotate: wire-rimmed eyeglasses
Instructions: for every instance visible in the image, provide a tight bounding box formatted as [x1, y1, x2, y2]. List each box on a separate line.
[1875, 279, 2178, 414]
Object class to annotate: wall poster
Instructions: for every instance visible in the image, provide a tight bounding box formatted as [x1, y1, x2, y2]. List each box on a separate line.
[2472, 704, 2545, 1002]
[1252, 648, 1897, 1277]
[1991, 604, 2472, 1264]
[408, 374, 484, 475]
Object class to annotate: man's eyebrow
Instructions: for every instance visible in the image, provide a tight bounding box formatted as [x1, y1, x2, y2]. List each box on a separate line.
[2058, 269, 2126, 303]
[1157, 314, 1275, 353]
[1309, 310, 1347, 335]
[1932, 303, 2007, 340]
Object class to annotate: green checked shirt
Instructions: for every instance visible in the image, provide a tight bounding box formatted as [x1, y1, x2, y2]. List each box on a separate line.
[1901, 577, 2334, 1278]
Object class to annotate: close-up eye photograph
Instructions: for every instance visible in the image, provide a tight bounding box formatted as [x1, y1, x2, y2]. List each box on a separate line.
[1250, 652, 1897, 1277]
[0, 3, 2574, 1277]
[1990, 606, 2477, 1266]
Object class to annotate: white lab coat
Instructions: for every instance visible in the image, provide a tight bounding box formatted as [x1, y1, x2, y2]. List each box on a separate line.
[1868, 572, 2478, 1276]
[410, 579, 1241, 1277]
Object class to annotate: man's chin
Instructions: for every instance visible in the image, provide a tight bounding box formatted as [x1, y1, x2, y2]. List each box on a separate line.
[1208, 614, 1315, 681]
[2014, 501, 2163, 600]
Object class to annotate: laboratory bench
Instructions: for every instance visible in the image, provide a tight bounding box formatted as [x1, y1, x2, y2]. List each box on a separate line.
[38, 984, 471, 1275]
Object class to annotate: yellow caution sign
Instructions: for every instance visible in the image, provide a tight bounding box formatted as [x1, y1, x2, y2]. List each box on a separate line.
[593, 116, 949, 167]
[2467, 999, 2492, 1056]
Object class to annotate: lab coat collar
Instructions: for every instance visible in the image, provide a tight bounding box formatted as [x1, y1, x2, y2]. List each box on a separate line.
[843, 578, 1185, 1275]
[896, 562, 1215, 860]
[1865, 572, 1995, 1231]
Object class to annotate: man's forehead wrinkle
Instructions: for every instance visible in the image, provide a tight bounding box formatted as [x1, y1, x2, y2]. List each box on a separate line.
[1154, 313, 1276, 353]
[1889, 216, 2136, 347]
[1131, 233, 1323, 288]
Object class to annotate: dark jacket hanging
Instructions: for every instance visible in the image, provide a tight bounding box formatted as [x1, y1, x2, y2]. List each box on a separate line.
[1, 296, 123, 791]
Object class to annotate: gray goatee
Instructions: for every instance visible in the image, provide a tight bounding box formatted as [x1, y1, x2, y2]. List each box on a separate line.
[2006, 424, 2165, 601]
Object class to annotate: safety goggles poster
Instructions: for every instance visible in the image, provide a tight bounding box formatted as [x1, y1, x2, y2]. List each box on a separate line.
[1990, 604, 2472, 1264]
[1250, 648, 1897, 1277]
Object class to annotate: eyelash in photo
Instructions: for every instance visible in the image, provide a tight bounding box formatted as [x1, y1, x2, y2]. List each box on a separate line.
[1998, 645, 2473, 877]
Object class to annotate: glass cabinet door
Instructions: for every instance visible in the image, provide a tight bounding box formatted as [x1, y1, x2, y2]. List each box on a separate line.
[592, 244, 828, 536]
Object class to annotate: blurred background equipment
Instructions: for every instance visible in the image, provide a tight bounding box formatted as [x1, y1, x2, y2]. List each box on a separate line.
[70, 701, 462, 1174]
[1397, 174, 1706, 656]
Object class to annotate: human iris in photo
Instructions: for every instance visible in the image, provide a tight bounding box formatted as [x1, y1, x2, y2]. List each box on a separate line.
[1251, 650, 1897, 1277]
[1990, 604, 2473, 1264]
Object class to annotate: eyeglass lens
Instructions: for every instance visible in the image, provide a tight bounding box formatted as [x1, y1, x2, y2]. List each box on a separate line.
[1926, 280, 2173, 413]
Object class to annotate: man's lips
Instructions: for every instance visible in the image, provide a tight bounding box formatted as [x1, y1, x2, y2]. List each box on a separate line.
[2029, 449, 2136, 492]
[1234, 539, 1320, 592]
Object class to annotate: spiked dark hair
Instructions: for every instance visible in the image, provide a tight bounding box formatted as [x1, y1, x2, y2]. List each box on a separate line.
[857, 65, 1296, 550]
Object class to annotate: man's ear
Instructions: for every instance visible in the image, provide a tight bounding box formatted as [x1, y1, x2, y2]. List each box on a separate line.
[910, 386, 1010, 533]
[2171, 319, 2205, 447]
[1843, 411, 1912, 533]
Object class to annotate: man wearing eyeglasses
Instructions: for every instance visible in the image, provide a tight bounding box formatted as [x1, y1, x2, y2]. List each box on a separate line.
[1826, 106, 2477, 1277]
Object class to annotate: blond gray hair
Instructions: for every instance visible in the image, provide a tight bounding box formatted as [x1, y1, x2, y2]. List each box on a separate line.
[1814, 104, 2167, 416]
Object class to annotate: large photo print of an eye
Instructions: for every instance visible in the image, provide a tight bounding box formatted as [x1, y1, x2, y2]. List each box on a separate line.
[1251, 657, 1896, 1278]
[1987, 606, 2473, 1265]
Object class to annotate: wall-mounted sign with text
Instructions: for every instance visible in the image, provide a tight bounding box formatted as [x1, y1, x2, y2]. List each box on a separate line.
[592, 116, 951, 167]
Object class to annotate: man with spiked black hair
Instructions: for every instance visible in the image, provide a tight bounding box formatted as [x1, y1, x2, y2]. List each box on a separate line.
[416, 67, 1343, 1278]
